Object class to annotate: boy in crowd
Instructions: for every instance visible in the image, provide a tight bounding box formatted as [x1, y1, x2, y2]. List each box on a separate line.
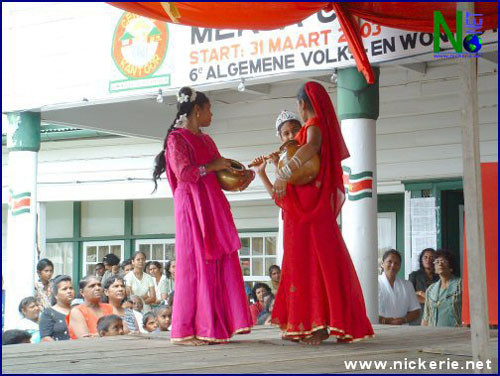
[97, 315, 125, 337]
[2, 329, 32, 345]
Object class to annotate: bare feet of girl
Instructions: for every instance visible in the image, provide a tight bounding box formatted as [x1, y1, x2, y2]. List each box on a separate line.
[299, 329, 329, 346]
[173, 338, 207, 346]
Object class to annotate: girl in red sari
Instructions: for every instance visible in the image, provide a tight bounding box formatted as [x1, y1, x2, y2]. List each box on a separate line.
[271, 82, 374, 345]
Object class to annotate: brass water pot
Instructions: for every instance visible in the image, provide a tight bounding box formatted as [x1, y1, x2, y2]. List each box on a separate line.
[278, 140, 320, 185]
[217, 159, 255, 192]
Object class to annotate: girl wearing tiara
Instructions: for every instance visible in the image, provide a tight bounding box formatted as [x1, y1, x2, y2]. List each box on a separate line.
[153, 87, 252, 345]
[251, 110, 302, 267]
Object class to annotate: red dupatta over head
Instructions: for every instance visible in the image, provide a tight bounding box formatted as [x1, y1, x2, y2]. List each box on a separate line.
[282, 82, 349, 222]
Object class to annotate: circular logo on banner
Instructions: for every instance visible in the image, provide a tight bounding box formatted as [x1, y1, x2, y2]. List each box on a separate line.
[112, 12, 169, 79]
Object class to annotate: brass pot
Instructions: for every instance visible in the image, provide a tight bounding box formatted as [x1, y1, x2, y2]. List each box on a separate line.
[278, 140, 320, 185]
[217, 159, 256, 192]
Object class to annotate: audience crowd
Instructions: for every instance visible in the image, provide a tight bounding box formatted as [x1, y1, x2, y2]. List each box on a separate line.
[2, 247, 464, 345]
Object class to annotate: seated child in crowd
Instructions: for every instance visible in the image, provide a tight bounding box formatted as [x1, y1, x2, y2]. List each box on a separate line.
[154, 305, 172, 332]
[142, 312, 159, 333]
[97, 314, 124, 337]
[131, 295, 146, 333]
[2, 329, 32, 345]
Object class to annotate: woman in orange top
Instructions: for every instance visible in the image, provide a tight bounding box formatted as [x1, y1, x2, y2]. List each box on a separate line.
[68, 276, 114, 339]
[271, 82, 374, 345]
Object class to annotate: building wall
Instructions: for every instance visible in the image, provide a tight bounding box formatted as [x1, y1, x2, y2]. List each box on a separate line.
[2, 60, 497, 204]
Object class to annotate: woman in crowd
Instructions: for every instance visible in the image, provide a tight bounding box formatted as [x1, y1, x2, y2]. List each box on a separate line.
[39, 275, 74, 342]
[422, 250, 462, 327]
[121, 259, 133, 275]
[258, 293, 275, 325]
[250, 283, 272, 325]
[68, 275, 114, 339]
[148, 261, 168, 306]
[124, 251, 156, 313]
[103, 276, 138, 333]
[270, 82, 374, 345]
[15, 297, 41, 343]
[165, 260, 176, 297]
[152, 86, 252, 345]
[378, 250, 421, 325]
[409, 248, 438, 322]
[268, 265, 281, 295]
[34, 258, 54, 310]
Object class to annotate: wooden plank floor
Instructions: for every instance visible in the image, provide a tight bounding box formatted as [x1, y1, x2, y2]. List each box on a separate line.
[2, 325, 498, 374]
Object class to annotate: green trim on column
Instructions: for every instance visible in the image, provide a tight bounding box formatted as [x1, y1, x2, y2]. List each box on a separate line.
[337, 67, 380, 120]
[124, 201, 133, 260]
[7, 112, 41, 152]
[72, 202, 82, 289]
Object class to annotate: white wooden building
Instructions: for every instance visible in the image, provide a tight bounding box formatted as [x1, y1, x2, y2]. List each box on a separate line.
[2, 3, 498, 289]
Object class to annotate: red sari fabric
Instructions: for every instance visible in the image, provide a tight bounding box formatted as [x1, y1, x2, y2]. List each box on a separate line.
[271, 82, 374, 341]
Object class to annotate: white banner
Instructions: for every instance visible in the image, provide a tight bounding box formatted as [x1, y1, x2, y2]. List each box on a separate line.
[109, 9, 498, 90]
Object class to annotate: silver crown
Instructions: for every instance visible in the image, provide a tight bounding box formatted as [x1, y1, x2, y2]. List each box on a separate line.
[275, 110, 300, 136]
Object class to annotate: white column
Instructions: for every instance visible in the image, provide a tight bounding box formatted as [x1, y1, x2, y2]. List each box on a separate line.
[5, 152, 39, 329]
[341, 118, 378, 322]
[4, 111, 40, 330]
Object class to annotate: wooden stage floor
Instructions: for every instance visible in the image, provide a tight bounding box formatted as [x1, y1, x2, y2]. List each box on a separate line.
[2, 325, 498, 374]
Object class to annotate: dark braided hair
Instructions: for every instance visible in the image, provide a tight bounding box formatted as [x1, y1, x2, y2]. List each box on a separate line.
[152, 87, 210, 192]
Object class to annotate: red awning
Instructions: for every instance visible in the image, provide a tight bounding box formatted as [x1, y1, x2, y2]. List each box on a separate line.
[107, 2, 498, 84]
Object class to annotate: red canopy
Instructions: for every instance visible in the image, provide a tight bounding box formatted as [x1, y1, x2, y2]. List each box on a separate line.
[108, 2, 498, 83]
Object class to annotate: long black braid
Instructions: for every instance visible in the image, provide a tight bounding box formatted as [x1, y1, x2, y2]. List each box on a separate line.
[152, 87, 209, 192]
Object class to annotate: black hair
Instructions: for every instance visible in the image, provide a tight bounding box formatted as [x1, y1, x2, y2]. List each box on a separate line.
[103, 275, 125, 291]
[382, 249, 402, 263]
[251, 283, 272, 302]
[165, 259, 176, 279]
[149, 261, 162, 270]
[18, 297, 37, 315]
[36, 258, 54, 273]
[381, 249, 402, 273]
[297, 84, 312, 109]
[167, 291, 174, 308]
[132, 251, 147, 261]
[131, 295, 144, 311]
[152, 87, 210, 192]
[97, 314, 122, 336]
[264, 293, 275, 312]
[51, 275, 73, 305]
[268, 265, 281, 277]
[95, 263, 105, 270]
[2, 329, 32, 345]
[121, 259, 132, 269]
[154, 305, 172, 316]
[418, 248, 436, 271]
[142, 312, 157, 328]
[434, 249, 459, 276]
[79, 275, 101, 291]
[103, 253, 120, 266]
[102, 276, 125, 304]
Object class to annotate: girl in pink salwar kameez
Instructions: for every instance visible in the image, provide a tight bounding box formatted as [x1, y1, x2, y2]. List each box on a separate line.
[153, 87, 252, 345]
